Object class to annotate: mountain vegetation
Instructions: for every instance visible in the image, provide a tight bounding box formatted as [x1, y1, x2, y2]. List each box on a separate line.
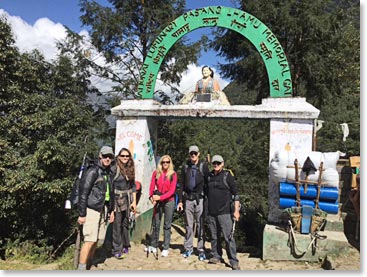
[72, 0, 201, 103]
[0, 0, 359, 263]
[0, 15, 109, 260]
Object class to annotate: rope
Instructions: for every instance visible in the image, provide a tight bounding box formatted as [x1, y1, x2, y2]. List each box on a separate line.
[287, 219, 327, 258]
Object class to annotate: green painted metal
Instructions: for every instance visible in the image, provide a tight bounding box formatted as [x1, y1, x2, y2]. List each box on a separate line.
[139, 6, 292, 99]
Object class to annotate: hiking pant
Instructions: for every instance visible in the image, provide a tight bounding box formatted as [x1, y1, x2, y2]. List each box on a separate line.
[208, 214, 239, 267]
[184, 198, 204, 252]
[151, 200, 175, 250]
[112, 210, 130, 255]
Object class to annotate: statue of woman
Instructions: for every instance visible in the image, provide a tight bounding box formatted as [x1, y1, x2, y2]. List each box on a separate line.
[179, 65, 230, 105]
[195, 65, 221, 93]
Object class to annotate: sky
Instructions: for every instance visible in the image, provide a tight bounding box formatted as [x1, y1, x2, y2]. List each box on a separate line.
[0, 0, 239, 94]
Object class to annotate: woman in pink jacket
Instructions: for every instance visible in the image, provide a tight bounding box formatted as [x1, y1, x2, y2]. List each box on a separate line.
[145, 155, 177, 257]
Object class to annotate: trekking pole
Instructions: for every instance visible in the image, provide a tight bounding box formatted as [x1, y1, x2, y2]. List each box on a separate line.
[147, 203, 159, 260]
[65, 146, 89, 209]
[229, 218, 236, 241]
[73, 224, 82, 269]
[146, 210, 154, 258]
[229, 203, 241, 241]
[50, 226, 78, 259]
[207, 148, 211, 163]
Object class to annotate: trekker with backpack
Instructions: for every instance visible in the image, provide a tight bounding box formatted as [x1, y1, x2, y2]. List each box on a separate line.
[77, 146, 115, 270]
[207, 155, 241, 270]
[111, 147, 137, 259]
[145, 155, 177, 258]
[177, 145, 209, 261]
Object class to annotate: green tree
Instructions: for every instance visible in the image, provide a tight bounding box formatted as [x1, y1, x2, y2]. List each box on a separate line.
[209, 0, 359, 154]
[75, 0, 201, 102]
[0, 16, 107, 257]
[211, 0, 359, 101]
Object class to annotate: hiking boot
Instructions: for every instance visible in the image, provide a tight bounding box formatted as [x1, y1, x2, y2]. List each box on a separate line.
[198, 251, 206, 261]
[232, 264, 241, 270]
[144, 246, 157, 254]
[182, 249, 193, 258]
[114, 252, 125, 259]
[209, 257, 220, 264]
[123, 247, 129, 254]
[161, 249, 169, 257]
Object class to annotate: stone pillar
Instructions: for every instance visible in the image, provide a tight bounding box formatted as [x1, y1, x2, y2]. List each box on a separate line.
[114, 117, 158, 216]
[267, 118, 314, 223]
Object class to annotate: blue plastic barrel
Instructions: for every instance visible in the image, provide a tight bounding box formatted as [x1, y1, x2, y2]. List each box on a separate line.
[279, 197, 339, 214]
[279, 182, 339, 201]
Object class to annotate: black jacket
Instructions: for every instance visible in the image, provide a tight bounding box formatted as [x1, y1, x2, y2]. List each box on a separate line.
[78, 159, 114, 217]
[178, 160, 209, 203]
[207, 169, 238, 216]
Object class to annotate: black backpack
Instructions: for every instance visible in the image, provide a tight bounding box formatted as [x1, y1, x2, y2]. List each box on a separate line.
[67, 156, 95, 209]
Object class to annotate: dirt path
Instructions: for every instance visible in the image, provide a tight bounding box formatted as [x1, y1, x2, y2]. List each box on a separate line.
[87, 224, 360, 271]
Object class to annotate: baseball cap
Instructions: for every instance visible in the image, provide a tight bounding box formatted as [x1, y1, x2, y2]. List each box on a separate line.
[189, 145, 199, 153]
[211, 155, 224, 163]
[100, 146, 114, 156]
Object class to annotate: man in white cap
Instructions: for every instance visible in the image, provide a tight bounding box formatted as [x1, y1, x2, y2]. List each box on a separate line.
[77, 146, 115, 270]
[206, 155, 241, 270]
[177, 145, 209, 261]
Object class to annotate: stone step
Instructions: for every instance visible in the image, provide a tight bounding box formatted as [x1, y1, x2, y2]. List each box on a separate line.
[323, 214, 344, 232]
[262, 224, 351, 262]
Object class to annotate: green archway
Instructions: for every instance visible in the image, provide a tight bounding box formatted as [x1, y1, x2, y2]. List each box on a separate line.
[138, 6, 292, 99]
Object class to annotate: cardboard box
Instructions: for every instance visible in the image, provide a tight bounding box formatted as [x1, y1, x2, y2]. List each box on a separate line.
[349, 156, 360, 168]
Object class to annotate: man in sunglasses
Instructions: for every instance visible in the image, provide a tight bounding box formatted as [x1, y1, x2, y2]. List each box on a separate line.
[177, 145, 209, 261]
[77, 146, 115, 270]
[207, 155, 241, 270]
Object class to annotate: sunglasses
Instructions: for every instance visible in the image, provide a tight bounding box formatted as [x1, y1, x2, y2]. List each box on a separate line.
[212, 161, 221, 166]
[190, 152, 198, 156]
[119, 155, 130, 158]
[161, 161, 170, 164]
[102, 154, 113, 159]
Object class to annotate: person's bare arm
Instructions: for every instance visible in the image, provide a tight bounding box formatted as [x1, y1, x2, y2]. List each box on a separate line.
[213, 79, 221, 91]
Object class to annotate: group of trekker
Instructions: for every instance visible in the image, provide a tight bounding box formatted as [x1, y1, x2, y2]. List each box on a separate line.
[77, 145, 241, 270]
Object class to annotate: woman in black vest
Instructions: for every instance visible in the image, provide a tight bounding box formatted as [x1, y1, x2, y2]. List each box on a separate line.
[111, 147, 136, 259]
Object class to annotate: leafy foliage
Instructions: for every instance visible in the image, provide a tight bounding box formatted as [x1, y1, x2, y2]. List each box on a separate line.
[0, 16, 107, 257]
[210, 0, 359, 154]
[73, 0, 202, 101]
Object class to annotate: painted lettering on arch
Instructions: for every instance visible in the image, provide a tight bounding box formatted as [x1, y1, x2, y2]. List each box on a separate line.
[138, 6, 293, 99]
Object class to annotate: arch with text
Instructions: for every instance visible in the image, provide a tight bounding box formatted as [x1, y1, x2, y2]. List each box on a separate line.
[138, 6, 292, 99]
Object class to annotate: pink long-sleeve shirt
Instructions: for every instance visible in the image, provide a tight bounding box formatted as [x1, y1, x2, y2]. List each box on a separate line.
[149, 170, 177, 202]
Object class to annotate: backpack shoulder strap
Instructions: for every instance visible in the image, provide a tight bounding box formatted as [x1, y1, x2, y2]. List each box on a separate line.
[113, 166, 120, 182]
[223, 170, 230, 190]
[207, 170, 230, 190]
[184, 164, 188, 174]
[199, 162, 204, 175]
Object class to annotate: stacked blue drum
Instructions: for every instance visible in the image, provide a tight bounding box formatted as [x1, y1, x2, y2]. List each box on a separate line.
[278, 182, 339, 214]
[269, 151, 342, 215]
